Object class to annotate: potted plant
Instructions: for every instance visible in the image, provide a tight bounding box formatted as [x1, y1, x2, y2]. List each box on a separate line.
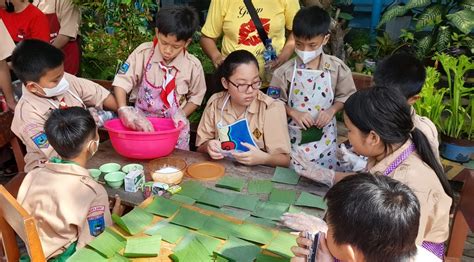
[414, 53, 474, 163]
[350, 44, 369, 73]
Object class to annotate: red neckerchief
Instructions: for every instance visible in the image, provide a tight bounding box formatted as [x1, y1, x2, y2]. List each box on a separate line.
[153, 37, 178, 109]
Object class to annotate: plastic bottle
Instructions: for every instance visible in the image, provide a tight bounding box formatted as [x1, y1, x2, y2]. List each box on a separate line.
[263, 38, 277, 84]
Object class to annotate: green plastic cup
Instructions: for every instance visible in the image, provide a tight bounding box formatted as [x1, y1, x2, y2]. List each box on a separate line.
[99, 163, 121, 173]
[122, 163, 144, 173]
[104, 171, 126, 189]
[88, 169, 101, 181]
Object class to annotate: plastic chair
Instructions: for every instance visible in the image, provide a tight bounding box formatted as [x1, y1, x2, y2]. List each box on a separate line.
[0, 185, 45, 261]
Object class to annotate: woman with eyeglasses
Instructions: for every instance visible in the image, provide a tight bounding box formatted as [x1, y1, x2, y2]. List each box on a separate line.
[196, 50, 291, 167]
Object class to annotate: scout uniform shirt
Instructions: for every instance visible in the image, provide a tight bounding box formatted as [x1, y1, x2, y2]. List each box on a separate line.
[0, 19, 15, 60]
[17, 161, 112, 259]
[32, 0, 80, 41]
[32, 0, 82, 75]
[11, 73, 110, 172]
[368, 139, 452, 245]
[412, 109, 441, 164]
[270, 53, 356, 104]
[201, 0, 300, 76]
[112, 41, 206, 108]
[196, 91, 291, 155]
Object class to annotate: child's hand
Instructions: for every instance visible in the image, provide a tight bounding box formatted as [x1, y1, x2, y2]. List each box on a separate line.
[232, 142, 268, 166]
[110, 194, 125, 216]
[280, 213, 328, 234]
[118, 106, 154, 132]
[290, 109, 314, 130]
[314, 108, 335, 128]
[212, 54, 226, 68]
[207, 140, 224, 160]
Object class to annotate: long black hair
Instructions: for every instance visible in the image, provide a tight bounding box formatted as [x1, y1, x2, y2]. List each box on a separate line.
[344, 87, 453, 198]
[214, 50, 259, 92]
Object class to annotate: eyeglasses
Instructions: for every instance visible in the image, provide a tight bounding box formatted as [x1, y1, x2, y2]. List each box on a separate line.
[227, 78, 262, 93]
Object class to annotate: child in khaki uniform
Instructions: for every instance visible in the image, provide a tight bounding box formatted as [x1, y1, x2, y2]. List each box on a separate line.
[113, 6, 206, 150]
[196, 50, 290, 167]
[373, 53, 441, 164]
[0, 19, 16, 110]
[17, 107, 122, 260]
[32, 0, 82, 75]
[288, 88, 452, 259]
[270, 6, 356, 174]
[10, 39, 117, 172]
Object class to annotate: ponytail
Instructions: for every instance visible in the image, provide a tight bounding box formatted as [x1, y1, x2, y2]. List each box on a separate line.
[411, 128, 453, 198]
[345, 87, 453, 199]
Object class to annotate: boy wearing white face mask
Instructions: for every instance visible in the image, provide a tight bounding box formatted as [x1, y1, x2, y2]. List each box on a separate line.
[10, 39, 118, 172]
[270, 6, 356, 176]
[17, 107, 123, 260]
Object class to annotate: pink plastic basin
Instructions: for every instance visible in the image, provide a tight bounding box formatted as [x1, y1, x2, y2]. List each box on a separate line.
[104, 118, 184, 159]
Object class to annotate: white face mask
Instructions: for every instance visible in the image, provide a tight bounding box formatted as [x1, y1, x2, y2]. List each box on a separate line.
[295, 45, 323, 64]
[37, 76, 70, 97]
[87, 138, 100, 157]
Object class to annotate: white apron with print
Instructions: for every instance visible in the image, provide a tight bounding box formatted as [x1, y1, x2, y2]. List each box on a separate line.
[288, 63, 338, 173]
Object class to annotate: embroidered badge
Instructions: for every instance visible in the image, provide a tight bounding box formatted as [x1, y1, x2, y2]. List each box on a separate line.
[118, 62, 130, 74]
[324, 63, 331, 70]
[253, 128, 262, 139]
[31, 132, 49, 149]
[87, 215, 105, 236]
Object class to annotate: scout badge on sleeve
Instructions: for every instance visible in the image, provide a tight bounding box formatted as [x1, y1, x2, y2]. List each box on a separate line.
[87, 205, 106, 236]
[118, 62, 130, 74]
[31, 131, 49, 149]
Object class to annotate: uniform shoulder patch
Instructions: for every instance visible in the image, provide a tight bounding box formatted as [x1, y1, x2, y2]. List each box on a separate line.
[31, 132, 49, 149]
[118, 62, 130, 74]
[87, 205, 106, 236]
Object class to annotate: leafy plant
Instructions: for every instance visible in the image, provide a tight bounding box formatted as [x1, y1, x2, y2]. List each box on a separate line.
[413, 67, 446, 129]
[416, 54, 474, 140]
[74, 0, 156, 80]
[378, 0, 474, 59]
[349, 44, 369, 63]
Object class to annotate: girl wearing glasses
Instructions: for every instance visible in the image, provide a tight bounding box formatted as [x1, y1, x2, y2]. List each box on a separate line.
[196, 50, 291, 167]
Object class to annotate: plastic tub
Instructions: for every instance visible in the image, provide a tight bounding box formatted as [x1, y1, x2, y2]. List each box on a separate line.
[104, 118, 184, 159]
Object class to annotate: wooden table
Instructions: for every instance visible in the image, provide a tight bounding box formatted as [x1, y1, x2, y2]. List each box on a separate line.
[88, 141, 329, 207]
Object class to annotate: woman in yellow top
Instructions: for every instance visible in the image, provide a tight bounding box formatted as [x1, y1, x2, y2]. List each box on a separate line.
[200, 0, 300, 76]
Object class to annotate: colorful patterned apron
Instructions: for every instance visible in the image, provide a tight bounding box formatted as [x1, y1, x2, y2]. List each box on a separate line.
[39, 0, 81, 75]
[135, 40, 190, 150]
[382, 143, 445, 260]
[288, 62, 337, 173]
[216, 94, 257, 152]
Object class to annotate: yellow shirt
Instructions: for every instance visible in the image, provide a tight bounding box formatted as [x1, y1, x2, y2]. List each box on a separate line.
[368, 139, 452, 244]
[17, 162, 112, 259]
[201, 0, 300, 75]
